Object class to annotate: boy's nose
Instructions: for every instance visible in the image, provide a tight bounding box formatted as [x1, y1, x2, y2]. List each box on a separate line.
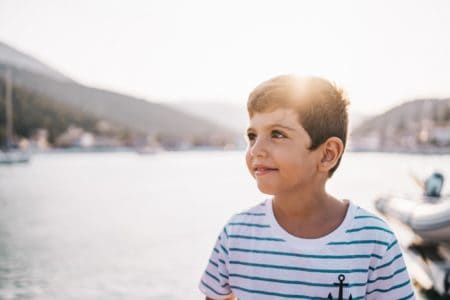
[249, 137, 268, 157]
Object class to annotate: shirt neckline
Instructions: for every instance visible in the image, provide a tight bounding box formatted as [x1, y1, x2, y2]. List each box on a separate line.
[264, 197, 356, 250]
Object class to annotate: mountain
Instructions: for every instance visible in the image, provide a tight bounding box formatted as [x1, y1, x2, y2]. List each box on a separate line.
[0, 42, 70, 82]
[168, 101, 249, 133]
[352, 99, 450, 136]
[351, 98, 450, 152]
[0, 83, 123, 146]
[349, 113, 372, 132]
[0, 42, 237, 147]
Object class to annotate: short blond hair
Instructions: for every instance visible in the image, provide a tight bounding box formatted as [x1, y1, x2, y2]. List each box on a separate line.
[247, 74, 350, 177]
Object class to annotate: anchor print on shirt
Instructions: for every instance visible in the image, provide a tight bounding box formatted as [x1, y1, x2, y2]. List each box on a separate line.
[328, 274, 353, 300]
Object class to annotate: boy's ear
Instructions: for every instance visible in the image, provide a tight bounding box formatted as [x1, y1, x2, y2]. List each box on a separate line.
[318, 137, 344, 172]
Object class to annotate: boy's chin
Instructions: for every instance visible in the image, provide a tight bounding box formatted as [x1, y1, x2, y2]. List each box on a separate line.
[256, 184, 278, 195]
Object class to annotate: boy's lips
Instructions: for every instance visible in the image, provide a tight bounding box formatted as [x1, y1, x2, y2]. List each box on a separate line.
[253, 164, 279, 176]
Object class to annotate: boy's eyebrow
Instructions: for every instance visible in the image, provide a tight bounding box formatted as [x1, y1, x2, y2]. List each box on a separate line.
[247, 124, 296, 132]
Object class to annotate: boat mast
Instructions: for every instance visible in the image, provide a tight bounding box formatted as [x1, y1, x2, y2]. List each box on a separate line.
[4, 69, 13, 150]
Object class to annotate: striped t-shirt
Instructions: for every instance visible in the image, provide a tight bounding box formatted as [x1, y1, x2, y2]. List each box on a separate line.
[199, 198, 415, 299]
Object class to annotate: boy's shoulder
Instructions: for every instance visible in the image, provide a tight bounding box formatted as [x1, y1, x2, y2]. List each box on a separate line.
[227, 199, 268, 223]
[220, 199, 270, 233]
[352, 204, 390, 226]
[349, 203, 398, 242]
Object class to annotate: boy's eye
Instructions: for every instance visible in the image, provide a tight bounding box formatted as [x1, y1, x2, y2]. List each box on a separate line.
[247, 133, 256, 141]
[271, 130, 286, 138]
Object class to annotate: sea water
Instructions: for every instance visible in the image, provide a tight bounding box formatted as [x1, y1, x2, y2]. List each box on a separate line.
[0, 151, 448, 299]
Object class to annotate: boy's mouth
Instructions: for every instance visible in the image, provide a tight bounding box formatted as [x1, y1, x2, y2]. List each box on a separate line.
[253, 165, 279, 176]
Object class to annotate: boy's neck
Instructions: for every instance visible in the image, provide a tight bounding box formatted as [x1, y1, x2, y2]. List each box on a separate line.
[272, 185, 334, 218]
[271, 185, 349, 239]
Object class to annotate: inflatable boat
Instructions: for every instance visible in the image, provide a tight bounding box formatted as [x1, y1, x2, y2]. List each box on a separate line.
[375, 195, 450, 295]
[405, 241, 450, 296]
[375, 195, 450, 242]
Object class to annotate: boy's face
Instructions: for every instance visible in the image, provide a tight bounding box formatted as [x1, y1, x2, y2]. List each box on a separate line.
[245, 107, 321, 195]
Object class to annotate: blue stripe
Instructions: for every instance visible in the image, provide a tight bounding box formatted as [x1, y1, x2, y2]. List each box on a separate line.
[354, 215, 383, 221]
[328, 240, 389, 247]
[367, 279, 411, 294]
[371, 253, 402, 271]
[229, 222, 271, 228]
[229, 247, 382, 260]
[229, 260, 367, 273]
[398, 291, 415, 300]
[230, 285, 364, 300]
[228, 234, 285, 242]
[223, 227, 229, 238]
[219, 258, 226, 265]
[387, 239, 398, 251]
[213, 247, 219, 254]
[237, 212, 266, 216]
[209, 259, 218, 268]
[346, 226, 393, 234]
[220, 244, 229, 255]
[229, 273, 366, 288]
[205, 270, 220, 283]
[368, 266, 407, 283]
[200, 280, 230, 296]
[219, 272, 229, 279]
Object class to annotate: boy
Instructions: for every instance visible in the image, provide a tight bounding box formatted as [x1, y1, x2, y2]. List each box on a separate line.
[199, 75, 415, 299]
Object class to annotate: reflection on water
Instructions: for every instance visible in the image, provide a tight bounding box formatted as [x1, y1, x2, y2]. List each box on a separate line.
[0, 151, 449, 299]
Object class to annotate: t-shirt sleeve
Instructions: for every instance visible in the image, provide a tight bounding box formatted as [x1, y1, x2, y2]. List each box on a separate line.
[198, 226, 232, 299]
[366, 235, 416, 299]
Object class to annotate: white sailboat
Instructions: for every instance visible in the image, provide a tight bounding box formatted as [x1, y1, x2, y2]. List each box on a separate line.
[0, 68, 30, 164]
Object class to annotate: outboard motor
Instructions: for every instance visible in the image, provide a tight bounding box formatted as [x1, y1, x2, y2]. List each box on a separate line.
[425, 172, 444, 198]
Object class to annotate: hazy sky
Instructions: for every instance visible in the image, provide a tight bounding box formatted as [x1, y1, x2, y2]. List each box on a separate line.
[1, 0, 450, 114]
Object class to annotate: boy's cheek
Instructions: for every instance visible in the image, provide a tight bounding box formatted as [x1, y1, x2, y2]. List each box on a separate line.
[245, 154, 256, 178]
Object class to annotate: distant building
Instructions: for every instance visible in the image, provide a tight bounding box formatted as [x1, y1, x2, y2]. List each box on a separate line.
[348, 134, 381, 151]
[29, 128, 50, 150]
[93, 136, 122, 148]
[429, 125, 450, 146]
[55, 126, 94, 148]
[55, 125, 125, 148]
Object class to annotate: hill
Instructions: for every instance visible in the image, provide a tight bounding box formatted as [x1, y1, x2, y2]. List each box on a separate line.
[168, 101, 248, 132]
[0, 82, 131, 147]
[351, 98, 450, 152]
[0, 42, 237, 148]
[0, 41, 70, 81]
